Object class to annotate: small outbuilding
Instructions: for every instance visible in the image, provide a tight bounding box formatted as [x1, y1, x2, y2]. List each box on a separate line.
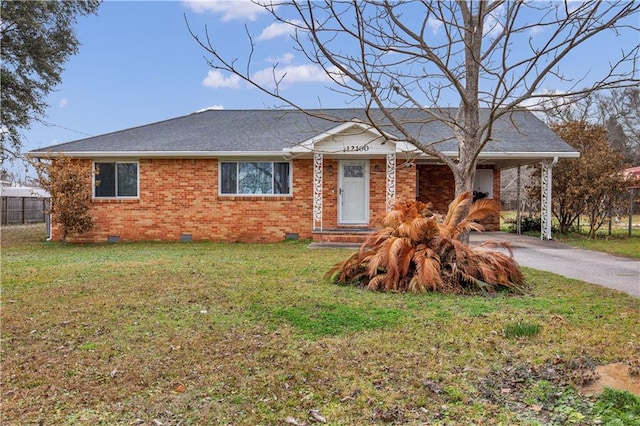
[0, 183, 50, 225]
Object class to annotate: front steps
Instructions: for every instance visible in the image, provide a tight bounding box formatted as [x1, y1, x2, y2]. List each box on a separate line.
[310, 228, 373, 247]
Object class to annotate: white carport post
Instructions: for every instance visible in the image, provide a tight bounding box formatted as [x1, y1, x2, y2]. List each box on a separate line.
[516, 166, 522, 235]
[313, 152, 323, 231]
[385, 153, 396, 212]
[540, 157, 558, 240]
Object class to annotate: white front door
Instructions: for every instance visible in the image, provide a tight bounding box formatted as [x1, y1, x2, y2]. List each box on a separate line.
[339, 160, 369, 224]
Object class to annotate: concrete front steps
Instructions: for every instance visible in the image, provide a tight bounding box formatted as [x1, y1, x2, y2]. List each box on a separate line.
[309, 228, 373, 248]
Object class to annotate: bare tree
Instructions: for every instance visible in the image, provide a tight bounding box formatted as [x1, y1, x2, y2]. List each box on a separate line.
[597, 88, 640, 165]
[528, 121, 629, 237]
[540, 88, 640, 165]
[188, 1, 639, 197]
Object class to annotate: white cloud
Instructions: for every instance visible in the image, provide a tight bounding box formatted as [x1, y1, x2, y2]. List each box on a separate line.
[59, 98, 69, 108]
[519, 89, 569, 118]
[183, 0, 270, 21]
[427, 17, 443, 34]
[326, 65, 349, 86]
[566, 0, 586, 13]
[252, 64, 336, 88]
[202, 70, 241, 89]
[195, 105, 225, 113]
[257, 20, 302, 41]
[265, 53, 295, 65]
[529, 25, 544, 37]
[484, 5, 505, 39]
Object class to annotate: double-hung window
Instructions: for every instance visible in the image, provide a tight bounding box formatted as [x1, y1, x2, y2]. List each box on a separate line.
[220, 161, 290, 195]
[94, 162, 138, 198]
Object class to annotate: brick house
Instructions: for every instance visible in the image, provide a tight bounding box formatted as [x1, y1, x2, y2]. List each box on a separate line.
[28, 108, 578, 243]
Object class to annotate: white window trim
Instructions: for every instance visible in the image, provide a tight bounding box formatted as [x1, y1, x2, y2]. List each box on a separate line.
[93, 160, 140, 199]
[218, 160, 293, 196]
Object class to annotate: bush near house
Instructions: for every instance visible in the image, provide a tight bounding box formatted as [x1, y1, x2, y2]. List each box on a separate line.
[34, 155, 94, 242]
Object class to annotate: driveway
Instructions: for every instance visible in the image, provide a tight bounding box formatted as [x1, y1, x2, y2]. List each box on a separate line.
[470, 232, 640, 298]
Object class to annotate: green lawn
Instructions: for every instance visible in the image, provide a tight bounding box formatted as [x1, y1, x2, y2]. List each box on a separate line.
[556, 233, 640, 258]
[2, 225, 639, 425]
[501, 212, 640, 258]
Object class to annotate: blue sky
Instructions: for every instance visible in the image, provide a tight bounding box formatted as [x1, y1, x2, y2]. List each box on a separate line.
[12, 0, 640, 174]
[19, 0, 355, 158]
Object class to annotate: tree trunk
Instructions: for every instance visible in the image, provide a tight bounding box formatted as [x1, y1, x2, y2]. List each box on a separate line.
[453, 166, 474, 197]
[452, 165, 475, 244]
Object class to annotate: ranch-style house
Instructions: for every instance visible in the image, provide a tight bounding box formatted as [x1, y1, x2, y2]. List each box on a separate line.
[28, 108, 579, 243]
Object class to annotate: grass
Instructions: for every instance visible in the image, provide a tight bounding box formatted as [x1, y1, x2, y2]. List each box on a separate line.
[500, 211, 640, 258]
[2, 224, 640, 425]
[503, 321, 541, 338]
[555, 232, 640, 259]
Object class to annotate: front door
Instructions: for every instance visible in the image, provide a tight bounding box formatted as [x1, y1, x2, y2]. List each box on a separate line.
[339, 160, 369, 224]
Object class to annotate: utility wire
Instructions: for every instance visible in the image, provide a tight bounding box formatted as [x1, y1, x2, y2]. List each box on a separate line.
[39, 120, 93, 137]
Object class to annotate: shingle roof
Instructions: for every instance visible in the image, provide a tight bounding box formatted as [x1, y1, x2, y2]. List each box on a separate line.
[28, 108, 577, 155]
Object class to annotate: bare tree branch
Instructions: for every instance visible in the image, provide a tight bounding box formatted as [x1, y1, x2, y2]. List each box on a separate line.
[187, 0, 640, 196]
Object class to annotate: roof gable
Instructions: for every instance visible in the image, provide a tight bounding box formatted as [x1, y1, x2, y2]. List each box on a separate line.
[290, 120, 401, 154]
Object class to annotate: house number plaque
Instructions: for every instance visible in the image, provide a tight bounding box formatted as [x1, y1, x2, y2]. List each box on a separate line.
[343, 145, 370, 152]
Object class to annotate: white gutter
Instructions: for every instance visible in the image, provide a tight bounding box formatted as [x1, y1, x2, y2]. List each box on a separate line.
[26, 150, 579, 160]
[476, 151, 579, 159]
[406, 150, 580, 159]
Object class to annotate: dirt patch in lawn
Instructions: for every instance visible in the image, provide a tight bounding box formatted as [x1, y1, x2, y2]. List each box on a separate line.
[578, 362, 640, 396]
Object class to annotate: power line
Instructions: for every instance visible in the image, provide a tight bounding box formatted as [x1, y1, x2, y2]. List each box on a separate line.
[39, 120, 93, 137]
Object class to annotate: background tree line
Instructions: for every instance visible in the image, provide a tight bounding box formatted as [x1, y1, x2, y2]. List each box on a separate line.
[501, 87, 640, 238]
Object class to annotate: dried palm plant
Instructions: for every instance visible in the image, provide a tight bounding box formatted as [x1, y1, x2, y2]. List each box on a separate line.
[328, 192, 526, 294]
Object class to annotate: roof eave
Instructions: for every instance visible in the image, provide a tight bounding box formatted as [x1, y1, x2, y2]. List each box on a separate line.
[26, 150, 580, 160]
[406, 151, 581, 160]
[26, 150, 293, 159]
[476, 151, 580, 159]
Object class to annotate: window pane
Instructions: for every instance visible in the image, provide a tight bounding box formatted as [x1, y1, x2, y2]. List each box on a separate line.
[95, 163, 116, 197]
[221, 162, 237, 194]
[239, 162, 272, 194]
[344, 165, 364, 178]
[274, 162, 290, 194]
[117, 163, 138, 196]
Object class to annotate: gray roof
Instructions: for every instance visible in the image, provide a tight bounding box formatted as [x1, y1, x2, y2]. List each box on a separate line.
[29, 108, 577, 156]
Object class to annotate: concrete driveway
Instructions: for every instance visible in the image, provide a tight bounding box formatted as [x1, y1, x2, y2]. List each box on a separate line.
[470, 232, 640, 298]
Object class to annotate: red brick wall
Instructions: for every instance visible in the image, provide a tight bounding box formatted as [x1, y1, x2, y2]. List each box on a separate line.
[396, 162, 417, 204]
[55, 158, 315, 243]
[417, 165, 456, 214]
[49, 157, 441, 243]
[369, 158, 387, 223]
[416, 164, 500, 230]
[321, 159, 339, 229]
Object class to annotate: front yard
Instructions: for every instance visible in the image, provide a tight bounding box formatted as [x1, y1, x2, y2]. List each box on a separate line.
[2, 225, 639, 425]
[500, 212, 640, 258]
